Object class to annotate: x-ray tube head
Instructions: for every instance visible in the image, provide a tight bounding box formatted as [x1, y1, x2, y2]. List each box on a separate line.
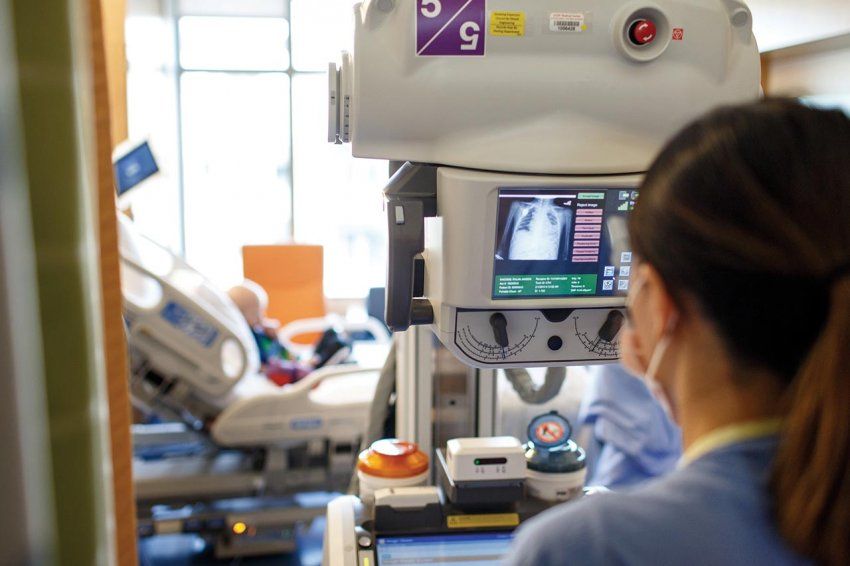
[330, 0, 762, 368]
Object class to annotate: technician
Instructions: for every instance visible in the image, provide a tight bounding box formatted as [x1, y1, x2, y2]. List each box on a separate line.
[504, 100, 850, 565]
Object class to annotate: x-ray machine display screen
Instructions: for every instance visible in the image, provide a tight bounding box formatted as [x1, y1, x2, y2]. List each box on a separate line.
[493, 188, 638, 299]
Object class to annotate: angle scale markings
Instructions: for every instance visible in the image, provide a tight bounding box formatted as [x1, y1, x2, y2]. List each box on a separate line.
[458, 317, 541, 360]
[573, 316, 619, 358]
[460, 326, 524, 360]
[463, 326, 503, 354]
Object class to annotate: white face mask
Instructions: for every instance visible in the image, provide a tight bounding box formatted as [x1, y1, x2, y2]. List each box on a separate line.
[620, 275, 679, 419]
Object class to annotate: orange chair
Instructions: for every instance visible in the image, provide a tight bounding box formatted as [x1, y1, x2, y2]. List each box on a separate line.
[242, 245, 325, 345]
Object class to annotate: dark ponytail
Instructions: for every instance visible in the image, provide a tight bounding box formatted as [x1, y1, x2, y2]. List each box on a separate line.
[772, 275, 850, 565]
[630, 99, 850, 564]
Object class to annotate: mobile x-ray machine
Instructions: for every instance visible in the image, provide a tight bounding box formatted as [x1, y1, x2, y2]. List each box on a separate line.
[323, 1, 760, 564]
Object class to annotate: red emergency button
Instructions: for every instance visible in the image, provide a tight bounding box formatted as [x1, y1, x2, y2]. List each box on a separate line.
[629, 19, 657, 45]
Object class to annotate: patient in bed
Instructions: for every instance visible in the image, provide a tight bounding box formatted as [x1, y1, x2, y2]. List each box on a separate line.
[228, 280, 352, 386]
[228, 280, 309, 386]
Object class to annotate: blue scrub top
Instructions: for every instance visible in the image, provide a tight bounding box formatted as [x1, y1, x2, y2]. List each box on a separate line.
[580, 365, 682, 488]
[503, 436, 810, 566]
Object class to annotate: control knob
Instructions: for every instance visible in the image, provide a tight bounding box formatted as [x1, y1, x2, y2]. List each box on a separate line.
[490, 313, 509, 348]
[598, 310, 625, 343]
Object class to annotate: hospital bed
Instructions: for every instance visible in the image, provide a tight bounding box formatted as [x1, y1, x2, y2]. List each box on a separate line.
[118, 213, 389, 557]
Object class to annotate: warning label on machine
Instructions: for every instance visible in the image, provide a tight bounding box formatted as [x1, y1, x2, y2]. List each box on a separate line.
[490, 11, 525, 36]
[550, 12, 589, 33]
[447, 513, 520, 529]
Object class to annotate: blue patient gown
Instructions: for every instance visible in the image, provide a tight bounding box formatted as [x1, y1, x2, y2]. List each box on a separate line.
[502, 435, 809, 566]
[580, 365, 681, 489]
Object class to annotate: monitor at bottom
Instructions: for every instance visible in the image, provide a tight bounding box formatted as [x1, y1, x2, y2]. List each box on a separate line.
[375, 532, 514, 565]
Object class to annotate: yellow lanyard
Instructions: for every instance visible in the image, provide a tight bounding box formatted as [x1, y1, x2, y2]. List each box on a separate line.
[680, 418, 784, 467]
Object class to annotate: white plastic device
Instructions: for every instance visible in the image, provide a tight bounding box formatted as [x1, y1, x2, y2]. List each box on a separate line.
[323, 496, 362, 566]
[427, 168, 640, 368]
[446, 437, 526, 482]
[526, 468, 587, 503]
[374, 486, 441, 510]
[331, 0, 759, 175]
[357, 469, 430, 506]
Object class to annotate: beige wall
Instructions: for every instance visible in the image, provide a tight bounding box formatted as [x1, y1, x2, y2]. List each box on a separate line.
[764, 36, 850, 98]
[748, 0, 850, 52]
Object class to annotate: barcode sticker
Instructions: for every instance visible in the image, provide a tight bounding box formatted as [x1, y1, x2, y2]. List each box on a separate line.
[550, 12, 589, 33]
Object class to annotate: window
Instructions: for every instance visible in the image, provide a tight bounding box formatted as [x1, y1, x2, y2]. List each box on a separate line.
[801, 95, 850, 115]
[125, 0, 387, 298]
[180, 71, 292, 285]
[125, 12, 182, 252]
[178, 16, 291, 71]
[290, 0, 389, 298]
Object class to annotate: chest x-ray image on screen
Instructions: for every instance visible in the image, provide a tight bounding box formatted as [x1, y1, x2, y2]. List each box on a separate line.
[492, 188, 638, 300]
[496, 197, 573, 261]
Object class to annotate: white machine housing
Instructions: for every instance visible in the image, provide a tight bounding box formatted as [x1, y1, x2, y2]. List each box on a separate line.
[429, 168, 640, 367]
[323, 495, 365, 566]
[332, 0, 760, 174]
[446, 436, 526, 481]
[374, 486, 441, 510]
[329, 0, 761, 369]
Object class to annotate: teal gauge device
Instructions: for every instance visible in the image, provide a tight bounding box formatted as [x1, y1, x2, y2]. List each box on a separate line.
[528, 411, 573, 449]
[525, 411, 585, 474]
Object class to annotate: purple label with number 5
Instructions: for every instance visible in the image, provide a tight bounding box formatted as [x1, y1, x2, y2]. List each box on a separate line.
[416, 0, 486, 57]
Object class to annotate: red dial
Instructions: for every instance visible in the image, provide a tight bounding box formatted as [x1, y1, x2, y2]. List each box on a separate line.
[629, 19, 657, 45]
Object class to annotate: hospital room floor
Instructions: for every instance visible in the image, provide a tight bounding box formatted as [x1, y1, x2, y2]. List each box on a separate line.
[137, 517, 324, 566]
